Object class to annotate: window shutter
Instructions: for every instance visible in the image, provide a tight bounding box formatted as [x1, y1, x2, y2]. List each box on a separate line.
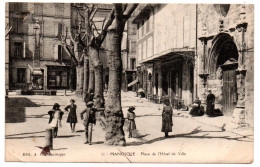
[54, 23, 58, 36]
[121, 32, 127, 50]
[23, 42, 26, 58]
[54, 45, 58, 60]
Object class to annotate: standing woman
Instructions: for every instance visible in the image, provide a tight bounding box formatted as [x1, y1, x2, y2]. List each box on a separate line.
[49, 103, 63, 138]
[65, 99, 78, 132]
[161, 99, 173, 138]
[127, 106, 136, 138]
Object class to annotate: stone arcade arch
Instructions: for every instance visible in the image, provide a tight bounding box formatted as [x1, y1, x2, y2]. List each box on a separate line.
[207, 33, 239, 116]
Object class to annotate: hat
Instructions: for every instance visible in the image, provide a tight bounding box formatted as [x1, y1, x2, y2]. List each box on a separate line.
[53, 103, 60, 109]
[86, 101, 94, 106]
[128, 106, 135, 111]
[70, 99, 75, 103]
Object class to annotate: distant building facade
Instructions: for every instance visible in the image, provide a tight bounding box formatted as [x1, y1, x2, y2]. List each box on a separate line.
[121, 13, 137, 92]
[8, 2, 72, 90]
[133, 4, 196, 105]
[133, 4, 254, 127]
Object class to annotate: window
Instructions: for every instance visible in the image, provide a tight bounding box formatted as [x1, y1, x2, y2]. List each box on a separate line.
[58, 23, 63, 36]
[149, 13, 153, 31]
[143, 20, 146, 35]
[141, 20, 144, 37]
[12, 19, 23, 34]
[138, 43, 142, 61]
[34, 3, 43, 15]
[58, 45, 62, 62]
[17, 68, 26, 83]
[137, 23, 140, 39]
[146, 17, 149, 33]
[130, 41, 136, 53]
[130, 58, 136, 70]
[129, 24, 137, 35]
[11, 3, 22, 12]
[54, 23, 63, 36]
[143, 40, 147, 59]
[14, 42, 23, 58]
[55, 3, 64, 17]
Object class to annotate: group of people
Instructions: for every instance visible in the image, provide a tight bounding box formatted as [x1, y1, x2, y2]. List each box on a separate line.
[47, 98, 139, 144]
[47, 99, 98, 145]
[189, 90, 223, 117]
[47, 89, 223, 144]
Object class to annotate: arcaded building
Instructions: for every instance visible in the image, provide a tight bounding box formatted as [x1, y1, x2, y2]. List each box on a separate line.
[133, 4, 254, 126]
[133, 4, 197, 106]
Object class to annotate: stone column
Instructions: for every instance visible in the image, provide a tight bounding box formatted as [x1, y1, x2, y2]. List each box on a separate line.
[232, 5, 248, 126]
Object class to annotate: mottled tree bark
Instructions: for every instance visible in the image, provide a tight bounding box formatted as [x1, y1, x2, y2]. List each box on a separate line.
[90, 48, 104, 108]
[103, 4, 138, 146]
[88, 59, 95, 93]
[83, 56, 89, 101]
[105, 30, 125, 146]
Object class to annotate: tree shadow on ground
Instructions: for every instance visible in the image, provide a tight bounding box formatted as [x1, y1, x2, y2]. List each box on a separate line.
[26, 114, 49, 119]
[5, 130, 46, 137]
[5, 97, 40, 123]
[5, 135, 45, 139]
[126, 126, 253, 146]
[57, 135, 81, 138]
[92, 141, 104, 144]
[136, 114, 161, 117]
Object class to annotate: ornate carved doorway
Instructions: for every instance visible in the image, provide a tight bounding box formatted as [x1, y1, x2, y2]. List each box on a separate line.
[222, 63, 238, 116]
[209, 33, 239, 116]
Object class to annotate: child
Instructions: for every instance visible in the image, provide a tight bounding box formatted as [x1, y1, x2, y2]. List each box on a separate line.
[65, 99, 78, 132]
[80, 101, 96, 145]
[48, 103, 64, 138]
[127, 106, 136, 138]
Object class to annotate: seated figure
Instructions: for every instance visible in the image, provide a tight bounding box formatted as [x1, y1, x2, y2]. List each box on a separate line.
[189, 98, 204, 116]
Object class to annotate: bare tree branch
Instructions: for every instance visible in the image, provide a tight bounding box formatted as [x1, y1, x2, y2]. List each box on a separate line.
[5, 26, 12, 37]
[75, 6, 85, 19]
[89, 4, 95, 16]
[59, 34, 78, 65]
[94, 7, 115, 46]
[101, 18, 106, 31]
[90, 7, 98, 21]
[123, 4, 128, 12]
[123, 4, 138, 19]
[91, 20, 101, 36]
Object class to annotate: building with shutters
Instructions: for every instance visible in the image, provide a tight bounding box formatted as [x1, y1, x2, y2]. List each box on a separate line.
[121, 13, 138, 92]
[133, 4, 197, 106]
[133, 4, 254, 127]
[7, 2, 72, 90]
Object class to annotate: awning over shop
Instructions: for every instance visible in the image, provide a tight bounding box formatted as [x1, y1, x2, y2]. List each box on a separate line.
[128, 77, 139, 87]
[140, 48, 195, 64]
[32, 69, 43, 75]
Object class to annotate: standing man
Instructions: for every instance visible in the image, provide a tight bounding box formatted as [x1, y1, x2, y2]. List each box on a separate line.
[80, 101, 96, 145]
[206, 90, 215, 117]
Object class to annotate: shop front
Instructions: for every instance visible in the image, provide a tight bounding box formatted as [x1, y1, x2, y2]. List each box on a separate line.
[46, 65, 69, 90]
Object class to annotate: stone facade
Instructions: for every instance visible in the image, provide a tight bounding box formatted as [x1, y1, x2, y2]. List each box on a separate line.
[197, 4, 254, 126]
[133, 4, 196, 106]
[133, 4, 254, 127]
[8, 2, 72, 90]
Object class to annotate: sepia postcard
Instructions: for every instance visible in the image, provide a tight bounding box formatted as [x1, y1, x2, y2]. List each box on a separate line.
[4, 2, 254, 163]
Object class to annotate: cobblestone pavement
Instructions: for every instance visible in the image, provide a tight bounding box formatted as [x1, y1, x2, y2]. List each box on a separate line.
[5, 91, 253, 163]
